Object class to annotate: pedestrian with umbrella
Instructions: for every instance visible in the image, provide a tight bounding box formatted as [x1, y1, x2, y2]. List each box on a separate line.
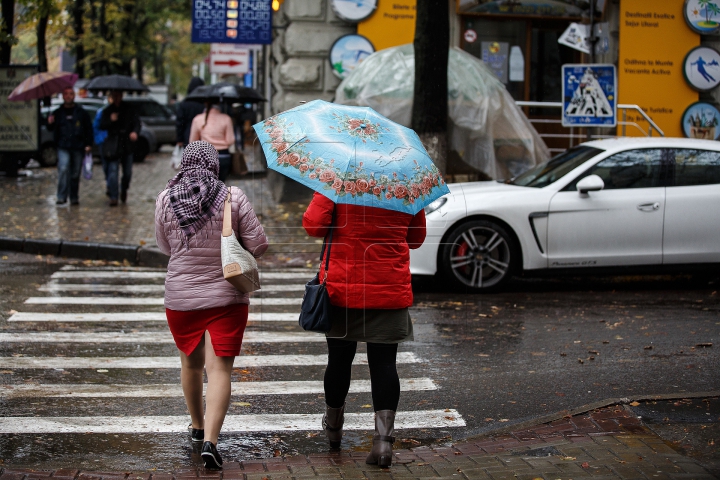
[253, 100, 449, 467]
[46, 86, 93, 205]
[87, 75, 146, 206]
[175, 77, 205, 147]
[188, 87, 236, 182]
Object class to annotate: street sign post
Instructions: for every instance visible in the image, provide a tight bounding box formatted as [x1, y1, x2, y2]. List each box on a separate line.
[192, 0, 272, 44]
[210, 44, 250, 74]
[562, 64, 617, 128]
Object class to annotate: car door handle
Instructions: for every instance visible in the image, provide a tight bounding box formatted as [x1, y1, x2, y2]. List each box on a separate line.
[637, 202, 660, 212]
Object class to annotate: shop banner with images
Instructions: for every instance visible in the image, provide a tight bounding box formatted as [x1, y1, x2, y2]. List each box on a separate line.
[457, 0, 606, 18]
[0, 66, 40, 152]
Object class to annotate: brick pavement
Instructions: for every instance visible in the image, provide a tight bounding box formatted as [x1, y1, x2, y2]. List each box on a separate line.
[1, 405, 717, 479]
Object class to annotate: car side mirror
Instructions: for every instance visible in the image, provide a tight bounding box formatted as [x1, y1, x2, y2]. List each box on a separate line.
[577, 174, 604, 195]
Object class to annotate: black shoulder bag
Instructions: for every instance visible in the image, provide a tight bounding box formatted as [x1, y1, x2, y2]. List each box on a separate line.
[298, 208, 335, 333]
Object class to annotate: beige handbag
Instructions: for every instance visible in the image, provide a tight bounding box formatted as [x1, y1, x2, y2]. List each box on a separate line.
[221, 188, 261, 293]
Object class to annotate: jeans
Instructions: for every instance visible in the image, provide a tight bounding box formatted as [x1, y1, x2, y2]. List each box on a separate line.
[99, 144, 109, 193]
[218, 153, 232, 182]
[106, 153, 133, 201]
[57, 148, 83, 203]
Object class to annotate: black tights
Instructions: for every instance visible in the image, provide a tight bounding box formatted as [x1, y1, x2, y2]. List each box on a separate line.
[324, 338, 400, 411]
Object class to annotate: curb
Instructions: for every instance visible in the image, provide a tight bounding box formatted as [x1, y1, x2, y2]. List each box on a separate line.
[460, 390, 720, 441]
[0, 235, 169, 267]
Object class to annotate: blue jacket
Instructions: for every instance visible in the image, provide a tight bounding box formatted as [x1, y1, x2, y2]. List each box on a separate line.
[93, 107, 108, 145]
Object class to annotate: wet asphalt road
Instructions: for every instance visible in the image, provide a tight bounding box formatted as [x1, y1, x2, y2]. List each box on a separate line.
[0, 251, 718, 471]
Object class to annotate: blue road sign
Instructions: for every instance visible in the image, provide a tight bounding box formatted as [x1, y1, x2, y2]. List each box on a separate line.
[192, 0, 272, 45]
[562, 64, 617, 127]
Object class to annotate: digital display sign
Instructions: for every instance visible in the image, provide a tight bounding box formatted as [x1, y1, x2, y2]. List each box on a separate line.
[192, 0, 271, 44]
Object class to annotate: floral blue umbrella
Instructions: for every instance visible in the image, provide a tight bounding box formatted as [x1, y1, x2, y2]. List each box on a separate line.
[252, 100, 449, 215]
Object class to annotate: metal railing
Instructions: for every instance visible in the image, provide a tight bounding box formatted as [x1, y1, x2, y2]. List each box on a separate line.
[515, 101, 664, 153]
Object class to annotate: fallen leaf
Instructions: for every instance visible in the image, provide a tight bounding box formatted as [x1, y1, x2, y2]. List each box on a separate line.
[232, 402, 251, 407]
[361, 404, 372, 408]
[96, 369, 108, 373]
[644, 345, 653, 350]
[581, 462, 590, 468]
[696, 343, 713, 348]
[560, 456, 575, 461]
[578, 358, 584, 364]
[630, 401, 640, 406]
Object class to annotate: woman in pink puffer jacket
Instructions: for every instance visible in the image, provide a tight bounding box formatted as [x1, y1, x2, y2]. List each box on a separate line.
[155, 141, 268, 469]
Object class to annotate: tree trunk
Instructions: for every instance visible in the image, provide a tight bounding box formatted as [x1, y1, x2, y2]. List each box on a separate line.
[71, 0, 85, 77]
[411, 0, 449, 175]
[0, 0, 16, 64]
[37, 14, 48, 72]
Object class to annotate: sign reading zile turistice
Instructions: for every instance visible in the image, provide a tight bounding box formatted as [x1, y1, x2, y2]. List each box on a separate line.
[192, 0, 271, 44]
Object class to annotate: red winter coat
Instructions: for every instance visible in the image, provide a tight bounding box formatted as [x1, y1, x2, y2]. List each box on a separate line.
[302, 192, 426, 309]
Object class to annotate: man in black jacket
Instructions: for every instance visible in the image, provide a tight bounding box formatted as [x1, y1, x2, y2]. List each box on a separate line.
[175, 77, 205, 147]
[100, 90, 142, 206]
[47, 87, 93, 205]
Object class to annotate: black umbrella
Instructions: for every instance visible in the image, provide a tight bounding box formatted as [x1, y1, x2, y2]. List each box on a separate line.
[85, 74, 149, 93]
[185, 82, 265, 104]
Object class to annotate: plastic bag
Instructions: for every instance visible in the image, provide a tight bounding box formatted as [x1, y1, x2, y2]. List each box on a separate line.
[82, 152, 93, 180]
[171, 144, 183, 170]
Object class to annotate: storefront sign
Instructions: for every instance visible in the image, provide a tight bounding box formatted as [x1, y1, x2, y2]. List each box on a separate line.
[329, 34, 375, 79]
[684, 0, 720, 35]
[481, 41, 509, 83]
[331, 0, 377, 22]
[457, 0, 606, 18]
[192, 0, 271, 44]
[562, 64, 617, 127]
[357, 0, 415, 51]
[681, 102, 720, 139]
[619, 0, 699, 137]
[464, 29, 478, 43]
[683, 46, 720, 91]
[0, 66, 39, 152]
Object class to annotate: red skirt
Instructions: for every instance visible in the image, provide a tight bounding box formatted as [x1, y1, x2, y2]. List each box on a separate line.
[166, 303, 248, 357]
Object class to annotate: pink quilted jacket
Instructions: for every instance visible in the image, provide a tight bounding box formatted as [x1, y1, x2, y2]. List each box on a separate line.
[155, 186, 268, 311]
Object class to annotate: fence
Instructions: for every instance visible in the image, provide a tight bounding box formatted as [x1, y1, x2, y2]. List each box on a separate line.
[515, 101, 665, 154]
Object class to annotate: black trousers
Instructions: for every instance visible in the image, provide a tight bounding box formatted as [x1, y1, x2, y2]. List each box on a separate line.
[324, 338, 400, 412]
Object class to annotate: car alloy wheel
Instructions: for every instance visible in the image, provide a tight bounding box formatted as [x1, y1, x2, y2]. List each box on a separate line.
[441, 220, 515, 291]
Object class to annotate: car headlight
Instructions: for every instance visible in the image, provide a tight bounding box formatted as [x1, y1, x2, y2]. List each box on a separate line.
[424, 197, 447, 215]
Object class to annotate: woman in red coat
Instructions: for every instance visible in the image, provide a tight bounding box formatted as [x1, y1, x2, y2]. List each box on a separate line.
[303, 191, 426, 467]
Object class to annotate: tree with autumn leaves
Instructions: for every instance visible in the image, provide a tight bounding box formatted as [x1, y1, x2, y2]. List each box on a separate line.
[0, 0, 207, 92]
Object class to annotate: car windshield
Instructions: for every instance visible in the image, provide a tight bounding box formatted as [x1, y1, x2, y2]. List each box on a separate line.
[507, 146, 603, 188]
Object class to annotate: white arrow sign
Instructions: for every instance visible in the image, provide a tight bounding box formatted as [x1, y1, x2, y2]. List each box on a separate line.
[210, 43, 250, 74]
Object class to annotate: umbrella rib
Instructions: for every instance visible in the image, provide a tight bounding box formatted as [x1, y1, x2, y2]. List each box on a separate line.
[282, 136, 308, 155]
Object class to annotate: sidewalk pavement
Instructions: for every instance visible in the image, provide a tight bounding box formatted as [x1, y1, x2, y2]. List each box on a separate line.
[1, 153, 718, 478]
[0, 149, 319, 268]
[0, 402, 717, 479]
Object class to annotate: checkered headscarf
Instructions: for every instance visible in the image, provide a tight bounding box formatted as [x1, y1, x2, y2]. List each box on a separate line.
[166, 141, 227, 245]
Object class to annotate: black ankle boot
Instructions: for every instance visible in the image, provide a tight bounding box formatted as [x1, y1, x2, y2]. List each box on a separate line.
[322, 403, 345, 449]
[366, 410, 396, 467]
[201, 441, 223, 469]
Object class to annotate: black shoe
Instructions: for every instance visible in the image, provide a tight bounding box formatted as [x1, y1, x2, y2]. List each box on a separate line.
[120, 189, 127, 203]
[56, 198, 67, 205]
[188, 424, 204, 443]
[201, 441, 222, 469]
[70, 200, 79, 205]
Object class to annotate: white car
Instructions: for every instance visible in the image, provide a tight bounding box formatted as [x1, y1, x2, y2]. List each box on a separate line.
[411, 137, 720, 291]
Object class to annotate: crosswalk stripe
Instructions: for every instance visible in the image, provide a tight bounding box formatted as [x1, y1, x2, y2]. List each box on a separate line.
[0, 378, 437, 398]
[8, 312, 299, 322]
[39, 283, 306, 293]
[0, 352, 421, 369]
[25, 297, 303, 305]
[0, 410, 464, 433]
[0, 331, 324, 343]
[51, 271, 314, 280]
[59, 266, 165, 272]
